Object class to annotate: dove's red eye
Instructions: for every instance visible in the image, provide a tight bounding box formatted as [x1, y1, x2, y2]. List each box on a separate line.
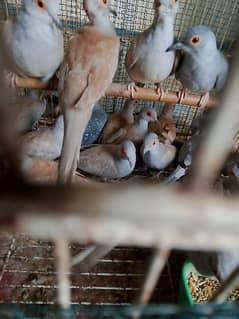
[147, 111, 152, 117]
[190, 35, 201, 46]
[121, 148, 127, 157]
[36, 0, 45, 10]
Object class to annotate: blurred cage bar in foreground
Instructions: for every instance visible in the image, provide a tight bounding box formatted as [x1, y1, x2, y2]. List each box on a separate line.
[0, 0, 239, 317]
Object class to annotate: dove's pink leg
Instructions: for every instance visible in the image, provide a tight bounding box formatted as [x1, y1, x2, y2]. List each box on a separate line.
[127, 82, 139, 99]
[155, 83, 166, 101]
[198, 92, 210, 108]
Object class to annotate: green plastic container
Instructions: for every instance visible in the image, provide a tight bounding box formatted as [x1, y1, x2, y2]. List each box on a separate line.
[179, 260, 218, 306]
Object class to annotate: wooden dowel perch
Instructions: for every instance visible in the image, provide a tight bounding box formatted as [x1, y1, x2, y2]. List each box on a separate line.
[8, 74, 218, 108]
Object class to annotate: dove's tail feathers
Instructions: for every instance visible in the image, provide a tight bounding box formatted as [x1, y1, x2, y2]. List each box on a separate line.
[162, 164, 186, 185]
[58, 107, 93, 184]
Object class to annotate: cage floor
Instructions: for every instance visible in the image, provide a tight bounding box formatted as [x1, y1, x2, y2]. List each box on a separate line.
[0, 233, 184, 305]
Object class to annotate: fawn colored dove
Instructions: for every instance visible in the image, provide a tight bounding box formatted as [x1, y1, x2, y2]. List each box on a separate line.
[100, 99, 138, 143]
[167, 25, 229, 107]
[19, 115, 64, 160]
[3, 0, 64, 86]
[125, 0, 179, 97]
[106, 106, 157, 145]
[78, 140, 136, 179]
[141, 132, 176, 170]
[149, 103, 176, 144]
[58, 0, 120, 183]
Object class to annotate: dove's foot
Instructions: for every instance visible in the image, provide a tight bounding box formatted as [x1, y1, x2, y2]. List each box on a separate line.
[5, 71, 18, 88]
[177, 88, 188, 104]
[127, 82, 139, 99]
[198, 92, 210, 108]
[155, 83, 166, 100]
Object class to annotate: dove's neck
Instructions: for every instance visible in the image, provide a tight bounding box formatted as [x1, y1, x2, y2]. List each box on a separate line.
[137, 118, 149, 133]
[93, 16, 116, 35]
[153, 14, 175, 32]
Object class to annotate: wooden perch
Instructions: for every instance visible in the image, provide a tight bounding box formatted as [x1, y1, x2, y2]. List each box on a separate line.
[8, 74, 218, 108]
[0, 182, 239, 251]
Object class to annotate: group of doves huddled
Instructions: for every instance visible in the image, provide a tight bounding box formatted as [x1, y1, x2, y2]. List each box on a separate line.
[3, 0, 237, 185]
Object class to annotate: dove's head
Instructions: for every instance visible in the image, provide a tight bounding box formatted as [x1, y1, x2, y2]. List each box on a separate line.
[141, 107, 157, 123]
[83, 0, 117, 31]
[119, 140, 136, 167]
[23, 0, 62, 28]
[167, 25, 217, 55]
[154, 0, 179, 17]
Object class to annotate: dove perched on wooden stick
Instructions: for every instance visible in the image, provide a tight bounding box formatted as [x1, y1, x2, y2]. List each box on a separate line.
[3, 0, 64, 86]
[19, 115, 64, 160]
[125, 0, 179, 97]
[58, 0, 120, 183]
[149, 103, 176, 144]
[141, 132, 176, 170]
[167, 25, 229, 107]
[101, 99, 138, 143]
[106, 107, 157, 145]
[78, 140, 136, 179]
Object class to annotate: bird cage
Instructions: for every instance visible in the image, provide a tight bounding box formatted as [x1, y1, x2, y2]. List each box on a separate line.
[0, 0, 239, 318]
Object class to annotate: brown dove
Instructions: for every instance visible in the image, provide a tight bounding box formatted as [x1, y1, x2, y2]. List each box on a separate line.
[149, 103, 176, 144]
[100, 99, 138, 143]
[106, 107, 157, 145]
[78, 140, 136, 179]
[58, 0, 120, 183]
[19, 115, 64, 160]
[125, 0, 179, 97]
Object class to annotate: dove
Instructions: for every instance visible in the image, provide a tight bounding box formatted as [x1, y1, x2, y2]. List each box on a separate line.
[149, 103, 176, 144]
[12, 92, 46, 133]
[78, 140, 136, 179]
[19, 115, 64, 160]
[101, 99, 138, 143]
[167, 25, 229, 107]
[106, 107, 157, 145]
[3, 0, 64, 86]
[163, 133, 201, 184]
[125, 0, 179, 98]
[58, 0, 120, 184]
[141, 132, 176, 170]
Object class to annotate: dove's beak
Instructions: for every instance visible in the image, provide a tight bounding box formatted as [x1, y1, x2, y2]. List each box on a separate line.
[166, 42, 184, 52]
[110, 8, 117, 17]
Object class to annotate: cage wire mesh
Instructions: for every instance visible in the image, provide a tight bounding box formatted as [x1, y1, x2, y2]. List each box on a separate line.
[1, 0, 239, 134]
[0, 0, 239, 314]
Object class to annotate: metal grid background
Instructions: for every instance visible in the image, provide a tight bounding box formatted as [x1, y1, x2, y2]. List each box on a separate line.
[0, 233, 184, 305]
[0, 0, 239, 134]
